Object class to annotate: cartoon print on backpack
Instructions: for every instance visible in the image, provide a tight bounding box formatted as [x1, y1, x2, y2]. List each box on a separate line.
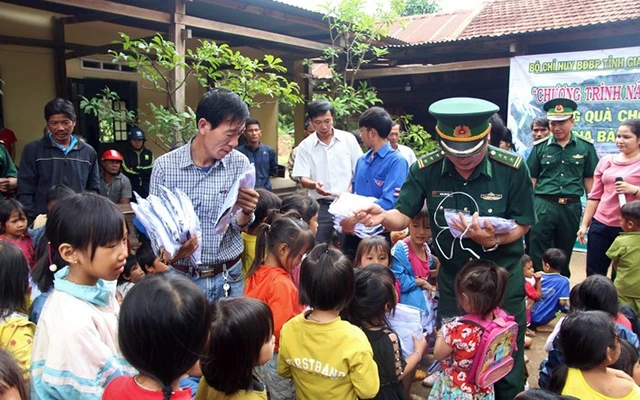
[461, 308, 518, 388]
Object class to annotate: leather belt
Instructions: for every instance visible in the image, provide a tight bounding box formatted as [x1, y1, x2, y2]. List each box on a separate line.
[536, 195, 580, 205]
[172, 254, 242, 279]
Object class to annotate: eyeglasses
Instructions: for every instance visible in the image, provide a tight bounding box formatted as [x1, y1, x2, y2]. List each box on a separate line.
[48, 119, 74, 128]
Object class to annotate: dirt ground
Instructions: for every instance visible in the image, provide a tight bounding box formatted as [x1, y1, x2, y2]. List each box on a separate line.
[409, 251, 588, 398]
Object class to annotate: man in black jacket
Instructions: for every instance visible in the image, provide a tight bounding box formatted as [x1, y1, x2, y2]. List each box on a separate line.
[17, 98, 100, 221]
[122, 127, 154, 199]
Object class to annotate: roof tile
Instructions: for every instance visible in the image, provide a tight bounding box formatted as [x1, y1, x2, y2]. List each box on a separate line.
[388, 10, 475, 43]
[459, 0, 640, 39]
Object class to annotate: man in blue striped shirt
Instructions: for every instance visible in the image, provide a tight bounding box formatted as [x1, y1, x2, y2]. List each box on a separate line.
[150, 88, 260, 302]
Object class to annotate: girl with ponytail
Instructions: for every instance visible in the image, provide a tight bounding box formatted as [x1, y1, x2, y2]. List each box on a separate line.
[244, 212, 315, 400]
[104, 274, 211, 400]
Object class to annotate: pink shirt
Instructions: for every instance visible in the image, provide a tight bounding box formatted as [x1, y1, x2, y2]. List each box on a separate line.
[0, 235, 35, 268]
[405, 237, 431, 280]
[589, 154, 640, 227]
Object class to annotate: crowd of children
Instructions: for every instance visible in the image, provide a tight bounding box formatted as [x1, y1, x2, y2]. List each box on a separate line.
[1, 182, 640, 399]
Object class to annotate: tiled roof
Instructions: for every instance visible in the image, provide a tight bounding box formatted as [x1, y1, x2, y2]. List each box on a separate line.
[384, 0, 640, 48]
[459, 0, 640, 39]
[388, 10, 476, 43]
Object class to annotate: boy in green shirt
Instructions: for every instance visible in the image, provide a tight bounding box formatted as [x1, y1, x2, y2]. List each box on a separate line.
[607, 200, 640, 314]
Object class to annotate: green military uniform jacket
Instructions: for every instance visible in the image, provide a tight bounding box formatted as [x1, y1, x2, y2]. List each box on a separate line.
[527, 133, 599, 197]
[0, 144, 17, 201]
[395, 146, 536, 319]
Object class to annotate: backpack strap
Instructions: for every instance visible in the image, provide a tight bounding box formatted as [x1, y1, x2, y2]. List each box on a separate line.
[460, 308, 511, 327]
[459, 313, 492, 330]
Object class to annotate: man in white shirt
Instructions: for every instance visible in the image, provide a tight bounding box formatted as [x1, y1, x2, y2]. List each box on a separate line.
[292, 100, 363, 244]
[389, 122, 417, 166]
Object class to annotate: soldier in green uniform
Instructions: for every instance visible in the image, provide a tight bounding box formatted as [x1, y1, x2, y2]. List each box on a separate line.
[527, 98, 599, 277]
[357, 98, 535, 400]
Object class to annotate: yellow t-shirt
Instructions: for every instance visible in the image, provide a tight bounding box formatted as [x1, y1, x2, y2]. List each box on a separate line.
[0, 312, 36, 381]
[562, 368, 640, 399]
[277, 311, 380, 400]
[241, 232, 257, 277]
[195, 376, 268, 400]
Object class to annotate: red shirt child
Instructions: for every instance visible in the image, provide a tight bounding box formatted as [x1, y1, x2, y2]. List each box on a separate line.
[0, 200, 35, 268]
[523, 259, 542, 324]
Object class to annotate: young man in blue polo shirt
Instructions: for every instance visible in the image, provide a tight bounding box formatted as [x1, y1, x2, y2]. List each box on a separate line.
[530, 248, 571, 327]
[340, 107, 409, 259]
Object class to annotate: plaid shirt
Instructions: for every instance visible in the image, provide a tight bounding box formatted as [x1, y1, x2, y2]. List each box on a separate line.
[150, 141, 252, 267]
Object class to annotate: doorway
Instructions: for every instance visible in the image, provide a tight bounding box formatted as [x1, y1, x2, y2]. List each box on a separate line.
[69, 78, 138, 155]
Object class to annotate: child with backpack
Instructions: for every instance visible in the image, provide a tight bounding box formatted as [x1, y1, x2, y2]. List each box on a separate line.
[429, 259, 516, 400]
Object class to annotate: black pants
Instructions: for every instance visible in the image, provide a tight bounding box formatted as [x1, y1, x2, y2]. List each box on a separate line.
[586, 219, 622, 280]
[315, 200, 335, 245]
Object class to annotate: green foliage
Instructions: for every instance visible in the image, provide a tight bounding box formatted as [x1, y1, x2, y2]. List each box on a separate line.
[309, 0, 404, 129]
[81, 33, 303, 151]
[278, 101, 295, 137]
[396, 114, 439, 156]
[401, 0, 440, 16]
[80, 87, 137, 144]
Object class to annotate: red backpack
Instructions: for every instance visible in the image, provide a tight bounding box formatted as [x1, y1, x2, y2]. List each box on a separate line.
[458, 308, 519, 388]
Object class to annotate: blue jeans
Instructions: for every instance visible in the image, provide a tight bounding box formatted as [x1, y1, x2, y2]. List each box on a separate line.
[167, 258, 244, 302]
[586, 219, 622, 279]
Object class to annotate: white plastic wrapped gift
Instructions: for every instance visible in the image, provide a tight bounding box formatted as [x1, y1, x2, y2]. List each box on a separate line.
[328, 192, 384, 238]
[131, 186, 203, 264]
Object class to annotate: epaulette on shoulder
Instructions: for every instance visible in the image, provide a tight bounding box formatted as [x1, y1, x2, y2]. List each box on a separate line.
[533, 136, 551, 146]
[417, 149, 445, 169]
[489, 146, 523, 169]
[576, 134, 594, 144]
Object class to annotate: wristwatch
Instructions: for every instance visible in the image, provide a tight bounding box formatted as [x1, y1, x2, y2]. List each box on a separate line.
[483, 236, 500, 252]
